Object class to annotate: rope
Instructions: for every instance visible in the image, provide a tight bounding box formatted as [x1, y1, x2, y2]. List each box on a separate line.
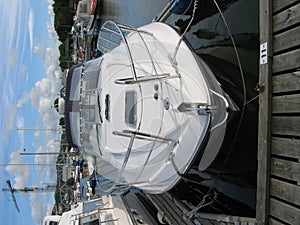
[171, 0, 200, 64]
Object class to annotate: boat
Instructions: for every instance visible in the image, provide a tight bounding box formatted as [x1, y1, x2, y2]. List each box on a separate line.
[64, 20, 231, 194]
[153, 0, 194, 22]
[74, 0, 96, 36]
[169, 0, 194, 15]
[91, 0, 98, 15]
[43, 195, 135, 225]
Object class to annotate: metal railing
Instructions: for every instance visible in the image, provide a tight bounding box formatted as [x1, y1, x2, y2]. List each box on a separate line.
[93, 21, 183, 193]
[112, 130, 178, 144]
[114, 73, 181, 85]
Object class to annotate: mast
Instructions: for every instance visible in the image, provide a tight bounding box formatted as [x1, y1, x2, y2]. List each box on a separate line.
[0, 163, 68, 166]
[3, 180, 20, 213]
[2, 180, 57, 213]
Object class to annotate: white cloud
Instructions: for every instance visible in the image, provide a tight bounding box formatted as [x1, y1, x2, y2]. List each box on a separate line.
[1, 106, 17, 144]
[16, 114, 25, 147]
[5, 151, 30, 189]
[34, 43, 46, 55]
[21, 64, 27, 74]
[33, 142, 58, 182]
[28, 9, 34, 52]
[7, 106, 17, 131]
[7, 49, 18, 66]
[30, 193, 47, 223]
[30, 191, 56, 224]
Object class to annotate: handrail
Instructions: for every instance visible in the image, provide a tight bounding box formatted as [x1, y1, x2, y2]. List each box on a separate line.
[98, 21, 155, 82]
[95, 21, 179, 193]
[107, 129, 178, 193]
[99, 218, 119, 224]
[98, 35, 120, 47]
[97, 208, 120, 224]
[118, 23, 153, 36]
[112, 129, 179, 143]
[114, 73, 180, 85]
[101, 25, 121, 36]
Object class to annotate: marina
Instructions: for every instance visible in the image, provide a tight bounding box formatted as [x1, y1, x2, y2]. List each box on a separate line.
[2, 0, 299, 224]
[58, 0, 259, 224]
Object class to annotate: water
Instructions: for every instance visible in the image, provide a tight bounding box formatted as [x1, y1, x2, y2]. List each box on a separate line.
[97, 0, 259, 217]
[99, 0, 169, 27]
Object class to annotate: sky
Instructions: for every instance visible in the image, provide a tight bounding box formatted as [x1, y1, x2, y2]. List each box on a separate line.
[0, 0, 63, 224]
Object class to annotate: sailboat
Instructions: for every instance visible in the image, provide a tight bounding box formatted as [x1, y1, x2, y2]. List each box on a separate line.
[43, 195, 134, 225]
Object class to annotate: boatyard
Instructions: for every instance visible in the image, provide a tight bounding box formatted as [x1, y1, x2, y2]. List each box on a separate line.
[2, 0, 300, 225]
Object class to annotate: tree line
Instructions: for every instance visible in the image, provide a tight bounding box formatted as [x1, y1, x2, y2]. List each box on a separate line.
[53, 0, 75, 70]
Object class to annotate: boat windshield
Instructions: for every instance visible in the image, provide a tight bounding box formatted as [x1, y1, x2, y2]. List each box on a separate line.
[79, 57, 103, 157]
[49, 222, 58, 225]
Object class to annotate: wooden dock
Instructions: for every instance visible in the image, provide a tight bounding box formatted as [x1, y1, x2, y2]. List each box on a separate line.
[257, 0, 300, 224]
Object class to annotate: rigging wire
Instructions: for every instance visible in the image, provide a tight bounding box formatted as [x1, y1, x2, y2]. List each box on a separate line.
[171, 0, 200, 64]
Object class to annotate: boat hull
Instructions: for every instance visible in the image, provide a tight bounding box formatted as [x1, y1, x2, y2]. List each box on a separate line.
[90, 22, 229, 193]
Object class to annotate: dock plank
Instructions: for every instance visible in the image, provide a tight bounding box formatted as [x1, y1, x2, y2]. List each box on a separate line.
[269, 198, 300, 224]
[272, 71, 300, 93]
[273, 0, 300, 13]
[273, 3, 300, 33]
[272, 94, 300, 113]
[270, 178, 300, 206]
[273, 26, 300, 53]
[272, 116, 300, 136]
[272, 137, 300, 158]
[150, 194, 194, 225]
[269, 218, 284, 225]
[272, 48, 300, 73]
[257, 0, 273, 224]
[271, 157, 300, 182]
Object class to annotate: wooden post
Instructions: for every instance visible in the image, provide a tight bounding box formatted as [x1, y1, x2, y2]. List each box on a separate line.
[256, 0, 273, 224]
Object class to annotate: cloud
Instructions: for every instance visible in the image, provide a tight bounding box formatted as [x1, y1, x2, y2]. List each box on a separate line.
[33, 141, 58, 178]
[21, 65, 27, 74]
[16, 115, 25, 147]
[5, 151, 30, 189]
[7, 106, 18, 131]
[28, 9, 34, 52]
[17, 2, 61, 222]
[34, 43, 46, 55]
[30, 193, 47, 223]
[1, 106, 17, 144]
[30, 191, 55, 223]
[5, 116, 27, 185]
[7, 49, 18, 66]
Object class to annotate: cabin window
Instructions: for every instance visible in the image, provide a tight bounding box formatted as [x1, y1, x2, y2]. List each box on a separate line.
[105, 94, 110, 121]
[49, 222, 58, 225]
[78, 3, 88, 14]
[85, 79, 98, 90]
[125, 91, 137, 127]
[70, 67, 82, 101]
[81, 91, 96, 123]
[70, 112, 80, 146]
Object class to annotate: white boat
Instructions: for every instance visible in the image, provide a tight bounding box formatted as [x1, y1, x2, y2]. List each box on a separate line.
[43, 195, 134, 225]
[64, 21, 230, 194]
